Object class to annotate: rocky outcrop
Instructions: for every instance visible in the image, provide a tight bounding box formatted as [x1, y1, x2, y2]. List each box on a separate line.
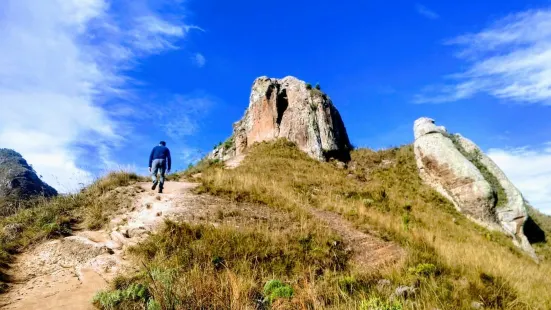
[210, 76, 352, 162]
[0, 149, 57, 211]
[413, 117, 536, 258]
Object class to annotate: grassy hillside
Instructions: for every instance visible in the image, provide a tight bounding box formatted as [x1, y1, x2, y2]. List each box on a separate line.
[96, 140, 551, 310]
[0, 172, 141, 291]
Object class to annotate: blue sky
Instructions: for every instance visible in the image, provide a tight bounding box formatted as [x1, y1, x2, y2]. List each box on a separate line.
[1, 0, 550, 213]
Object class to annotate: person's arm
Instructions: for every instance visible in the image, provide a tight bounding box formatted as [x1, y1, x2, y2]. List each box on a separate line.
[149, 148, 154, 171]
[167, 148, 172, 172]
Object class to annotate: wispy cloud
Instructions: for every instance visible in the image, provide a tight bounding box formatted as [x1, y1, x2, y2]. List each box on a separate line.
[0, 0, 199, 192]
[192, 53, 206, 67]
[487, 143, 551, 214]
[416, 8, 551, 104]
[416, 4, 440, 20]
[153, 94, 215, 140]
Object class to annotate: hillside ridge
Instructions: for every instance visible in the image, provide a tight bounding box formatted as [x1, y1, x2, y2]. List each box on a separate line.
[0, 149, 57, 215]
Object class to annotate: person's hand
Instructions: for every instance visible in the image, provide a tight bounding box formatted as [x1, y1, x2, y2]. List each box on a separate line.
[148, 167, 151, 172]
[167, 169, 171, 174]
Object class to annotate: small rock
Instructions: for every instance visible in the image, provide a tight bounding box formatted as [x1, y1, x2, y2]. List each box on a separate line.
[335, 161, 346, 169]
[105, 240, 122, 250]
[156, 211, 162, 217]
[146, 203, 152, 209]
[376, 279, 391, 290]
[393, 285, 417, 299]
[127, 227, 149, 238]
[110, 231, 128, 245]
[471, 301, 484, 309]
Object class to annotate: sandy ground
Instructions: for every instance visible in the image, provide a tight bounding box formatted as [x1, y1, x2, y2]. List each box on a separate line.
[0, 180, 403, 309]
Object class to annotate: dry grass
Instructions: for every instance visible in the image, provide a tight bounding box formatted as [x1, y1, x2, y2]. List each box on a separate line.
[0, 171, 140, 292]
[197, 141, 551, 309]
[95, 141, 551, 309]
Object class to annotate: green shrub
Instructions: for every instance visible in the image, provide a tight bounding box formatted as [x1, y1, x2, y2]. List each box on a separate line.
[360, 296, 403, 310]
[402, 213, 410, 231]
[222, 136, 234, 150]
[315, 83, 321, 90]
[263, 279, 294, 303]
[408, 263, 437, 277]
[305, 83, 312, 90]
[93, 290, 124, 309]
[147, 299, 161, 310]
[338, 275, 358, 293]
[93, 283, 149, 309]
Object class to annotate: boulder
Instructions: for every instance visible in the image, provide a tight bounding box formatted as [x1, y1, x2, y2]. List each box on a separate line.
[393, 285, 417, 299]
[209, 76, 352, 162]
[413, 117, 536, 258]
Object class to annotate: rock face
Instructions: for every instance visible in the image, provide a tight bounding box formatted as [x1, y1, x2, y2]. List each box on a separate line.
[413, 117, 536, 257]
[0, 149, 57, 208]
[210, 76, 352, 162]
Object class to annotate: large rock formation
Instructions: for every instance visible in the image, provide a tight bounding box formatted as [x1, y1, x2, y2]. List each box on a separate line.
[210, 76, 352, 162]
[413, 117, 536, 258]
[0, 149, 57, 212]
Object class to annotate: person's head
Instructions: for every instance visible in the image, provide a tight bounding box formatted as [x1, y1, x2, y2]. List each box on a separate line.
[159, 141, 166, 146]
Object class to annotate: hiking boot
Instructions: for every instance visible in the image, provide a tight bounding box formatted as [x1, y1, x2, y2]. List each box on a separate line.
[158, 185, 163, 194]
[151, 182, 157, 190]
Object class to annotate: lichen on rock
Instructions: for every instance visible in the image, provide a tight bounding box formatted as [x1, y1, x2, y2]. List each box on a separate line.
[413, 117, 537, 258]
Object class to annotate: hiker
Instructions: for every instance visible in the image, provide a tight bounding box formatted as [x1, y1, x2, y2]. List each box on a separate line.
[149, 141, 172, 193]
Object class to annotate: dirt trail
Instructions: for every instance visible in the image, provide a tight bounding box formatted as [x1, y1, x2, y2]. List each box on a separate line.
[308, 208, 404, 270]
[0, 182, 198, 310]
[0, 181, 403, 309]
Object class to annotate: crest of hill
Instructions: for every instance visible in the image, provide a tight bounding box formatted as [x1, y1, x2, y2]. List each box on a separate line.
[210, 76, 352, 162]
[0, 149, 58, 214]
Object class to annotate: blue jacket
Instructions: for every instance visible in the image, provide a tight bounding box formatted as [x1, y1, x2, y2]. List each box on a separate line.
[149, 145, 171, 170]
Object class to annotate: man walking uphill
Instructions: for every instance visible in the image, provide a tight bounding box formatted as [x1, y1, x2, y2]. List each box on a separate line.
[149, 141, 171, 193]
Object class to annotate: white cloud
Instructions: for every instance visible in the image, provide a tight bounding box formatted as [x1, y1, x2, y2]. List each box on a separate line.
[192, 53, 206, 67]
[487, 144, 551, 214]
[416, 4, 440, 20]
[416, 8, 551, 104]
[0, 0, 197, 192]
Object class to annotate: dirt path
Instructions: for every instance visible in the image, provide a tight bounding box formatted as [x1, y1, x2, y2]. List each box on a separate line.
[0, 181, 403, 309]
[308, 208, 404, 270]
[0, 182, 199, 310]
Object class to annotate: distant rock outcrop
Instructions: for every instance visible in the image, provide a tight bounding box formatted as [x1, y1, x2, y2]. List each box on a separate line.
[413, 117, 536, 258]
[210, 76, 352, 162]
[0, 149, 57, 210]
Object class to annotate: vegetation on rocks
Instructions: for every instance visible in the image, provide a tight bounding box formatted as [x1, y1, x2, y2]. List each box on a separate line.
[0, 149, 58, 216]
[99, 140, 551, 309]
[447, 134, 509, 208]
